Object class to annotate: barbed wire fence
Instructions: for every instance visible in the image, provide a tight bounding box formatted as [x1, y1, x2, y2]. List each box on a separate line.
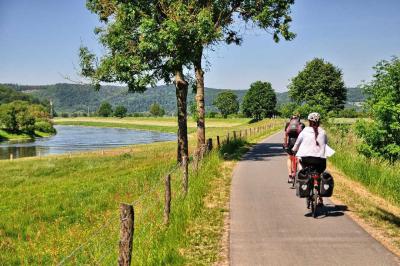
[56, 119, 282, 265]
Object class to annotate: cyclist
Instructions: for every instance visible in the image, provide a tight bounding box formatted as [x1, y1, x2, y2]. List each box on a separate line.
[283, 113, 305, 183]
[292, 112, 327, 206]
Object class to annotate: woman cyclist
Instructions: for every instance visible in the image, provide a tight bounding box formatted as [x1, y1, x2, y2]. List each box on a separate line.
[292, 112, 327, 206]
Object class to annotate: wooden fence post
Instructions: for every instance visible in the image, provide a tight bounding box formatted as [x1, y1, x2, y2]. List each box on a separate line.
[164, 174, 171, 224]
[207, 138, 213, 151]
[239, 130, 242, 139]
[233, 131, 237, 140]
[217, 136, 220, 148]
[227, 132, 230, 144]
[118, 203, 134, 266]
[182, 156, 188, 195]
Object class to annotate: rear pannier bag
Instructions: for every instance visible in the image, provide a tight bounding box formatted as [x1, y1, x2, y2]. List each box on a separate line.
[296, 169, 311, 198]
[320, 171, 334, 197]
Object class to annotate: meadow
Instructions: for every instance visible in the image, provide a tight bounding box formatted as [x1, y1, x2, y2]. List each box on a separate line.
[0, 117, 282, 265]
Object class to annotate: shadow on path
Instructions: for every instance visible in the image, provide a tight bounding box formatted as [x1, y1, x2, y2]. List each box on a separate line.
[242, 143, 286, 161]
[304, 204, 348, 218]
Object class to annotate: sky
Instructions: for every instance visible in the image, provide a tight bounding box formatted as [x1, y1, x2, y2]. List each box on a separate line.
[0, 0, 399, 92]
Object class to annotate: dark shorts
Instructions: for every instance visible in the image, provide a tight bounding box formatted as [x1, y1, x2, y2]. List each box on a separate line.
[300, 157, 326, 174]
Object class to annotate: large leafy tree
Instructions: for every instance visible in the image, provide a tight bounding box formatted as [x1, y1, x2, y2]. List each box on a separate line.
[288, 58, 346, 112]
[213, 91, 239, 118]
[114, 105, 127, 118]
[191, 0, 296, 152]
[80, 0, 218, 162]
[242, 81, 277, 121]
[355, 57, 400, 162]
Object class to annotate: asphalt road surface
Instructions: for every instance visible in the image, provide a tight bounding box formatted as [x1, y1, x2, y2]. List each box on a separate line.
[230, 132, 399, 266]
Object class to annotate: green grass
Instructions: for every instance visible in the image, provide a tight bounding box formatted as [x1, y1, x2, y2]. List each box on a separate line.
[0, 129, 53, 142]
[55, 120, 181, 133]
[0, 118, 282, 265]
[329, 126, 400, 206]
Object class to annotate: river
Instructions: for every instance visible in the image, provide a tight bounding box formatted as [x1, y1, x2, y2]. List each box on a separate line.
[0, 125, 176, 160]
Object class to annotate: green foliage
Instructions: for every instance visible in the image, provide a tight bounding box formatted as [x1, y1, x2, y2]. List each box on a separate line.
[189, 101, 198, 122]
[97, 101, 113, 117]
[242, 81, 277, 121]
[289, 58, 347, 112]
[34, 121, 56, 134]
[0, 84, 42, 105]
[0, 101, 39, 133]
[149, 103, 165, 117]
[113, 105, 127, 118]
[278, 102, 298, 118]
[355, 57, 400, 162]
[213, 91, 239, 118]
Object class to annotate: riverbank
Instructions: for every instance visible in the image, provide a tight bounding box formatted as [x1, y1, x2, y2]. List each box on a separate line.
[0, 118, 282, 264]
[0, 129, 53, 142]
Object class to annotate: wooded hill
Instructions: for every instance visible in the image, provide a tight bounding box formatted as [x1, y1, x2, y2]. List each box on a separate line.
[2, 83, 365, 114]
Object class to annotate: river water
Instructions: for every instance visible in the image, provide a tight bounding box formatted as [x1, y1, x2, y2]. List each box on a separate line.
[0, 125, 175, 160]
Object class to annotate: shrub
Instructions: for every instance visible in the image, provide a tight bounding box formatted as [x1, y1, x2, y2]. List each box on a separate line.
[35, 120, 56, 134]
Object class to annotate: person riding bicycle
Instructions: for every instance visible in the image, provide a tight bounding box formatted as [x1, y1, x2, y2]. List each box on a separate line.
[292, 112, 327, 206]
[283, 113, 305, 183]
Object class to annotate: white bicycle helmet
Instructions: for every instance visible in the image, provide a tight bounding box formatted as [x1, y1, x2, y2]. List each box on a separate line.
[307, 112, 321, 122]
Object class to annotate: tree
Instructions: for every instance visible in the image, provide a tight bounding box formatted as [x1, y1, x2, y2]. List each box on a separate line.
[97, 102, 112, 117]
[191, 0, 296, 152]
[289, 58, 346, 112]
[242, 81, 277, 121]
[213, 91, 239, 118]
[149, 103, 165, 117]
[114, 105, 127, 118]
[278, 102, 298, 118]
[0, 101, 41, 133]
[80, 0, 207, 163]
[355, 57, 400, 162]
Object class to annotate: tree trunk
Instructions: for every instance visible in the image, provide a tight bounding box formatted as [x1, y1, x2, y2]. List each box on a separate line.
[194, 51, 206, 153]
[175, 70, 189, 164]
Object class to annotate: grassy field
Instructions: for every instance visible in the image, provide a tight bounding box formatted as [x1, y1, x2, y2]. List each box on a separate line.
[0, 117, 283, 265]
[54, 117, 251, 133]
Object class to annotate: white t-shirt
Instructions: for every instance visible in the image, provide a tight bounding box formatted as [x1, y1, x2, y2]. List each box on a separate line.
[293, 126, 327, 158]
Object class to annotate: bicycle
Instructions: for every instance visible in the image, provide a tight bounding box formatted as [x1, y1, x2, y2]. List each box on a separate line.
[304, 167, 322, 218]
[289, 154, 297, 188]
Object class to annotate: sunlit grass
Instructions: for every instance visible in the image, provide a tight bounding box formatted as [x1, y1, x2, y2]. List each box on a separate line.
[0, 118, 282, 265]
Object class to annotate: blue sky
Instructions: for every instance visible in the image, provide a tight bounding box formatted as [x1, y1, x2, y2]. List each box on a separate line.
[0, 0, 399, 92]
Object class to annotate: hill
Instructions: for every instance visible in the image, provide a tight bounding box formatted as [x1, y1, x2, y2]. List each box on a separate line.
[0, 84, 44, 105]
[2, 83, 365, 114]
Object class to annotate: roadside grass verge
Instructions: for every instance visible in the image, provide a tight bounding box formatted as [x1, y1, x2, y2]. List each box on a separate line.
[327, 124, 400, 255]
[0, 118, 282, 265]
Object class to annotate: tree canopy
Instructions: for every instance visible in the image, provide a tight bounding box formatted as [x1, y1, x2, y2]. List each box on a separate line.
[97, 102, 113, 117]
[288, 58, 347, 112]
[242, 81, 277, 121]
[213, 91, 239, 118]
[149, 103, 165, 117]
[355, 57, 400, 162]
[114, 105, 127, 118]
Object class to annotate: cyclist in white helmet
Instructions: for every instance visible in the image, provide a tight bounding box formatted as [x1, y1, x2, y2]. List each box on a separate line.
[292, 112, 328, 205]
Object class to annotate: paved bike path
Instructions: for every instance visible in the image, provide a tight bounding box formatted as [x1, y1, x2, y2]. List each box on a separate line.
[230, 132, 399, 265]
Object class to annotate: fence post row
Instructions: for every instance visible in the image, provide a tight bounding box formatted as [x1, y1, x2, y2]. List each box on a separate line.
[118, 203, 134, 266]
[217, 136, 220, 148]
[182, 156, 188, 195]
[164, 174, 171, 224]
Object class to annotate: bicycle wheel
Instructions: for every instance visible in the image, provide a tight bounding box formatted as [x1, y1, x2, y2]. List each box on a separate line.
[312, 188, 318, 218]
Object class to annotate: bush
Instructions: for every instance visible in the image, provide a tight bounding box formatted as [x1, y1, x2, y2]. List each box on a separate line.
[206, 111, 217, 118]
[35, 120, 56, 134]
[355, 57, 400, 162]
[61, 113, 69, 118]
[114, 105, 128, 118]
[149, 103, 165, 117]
